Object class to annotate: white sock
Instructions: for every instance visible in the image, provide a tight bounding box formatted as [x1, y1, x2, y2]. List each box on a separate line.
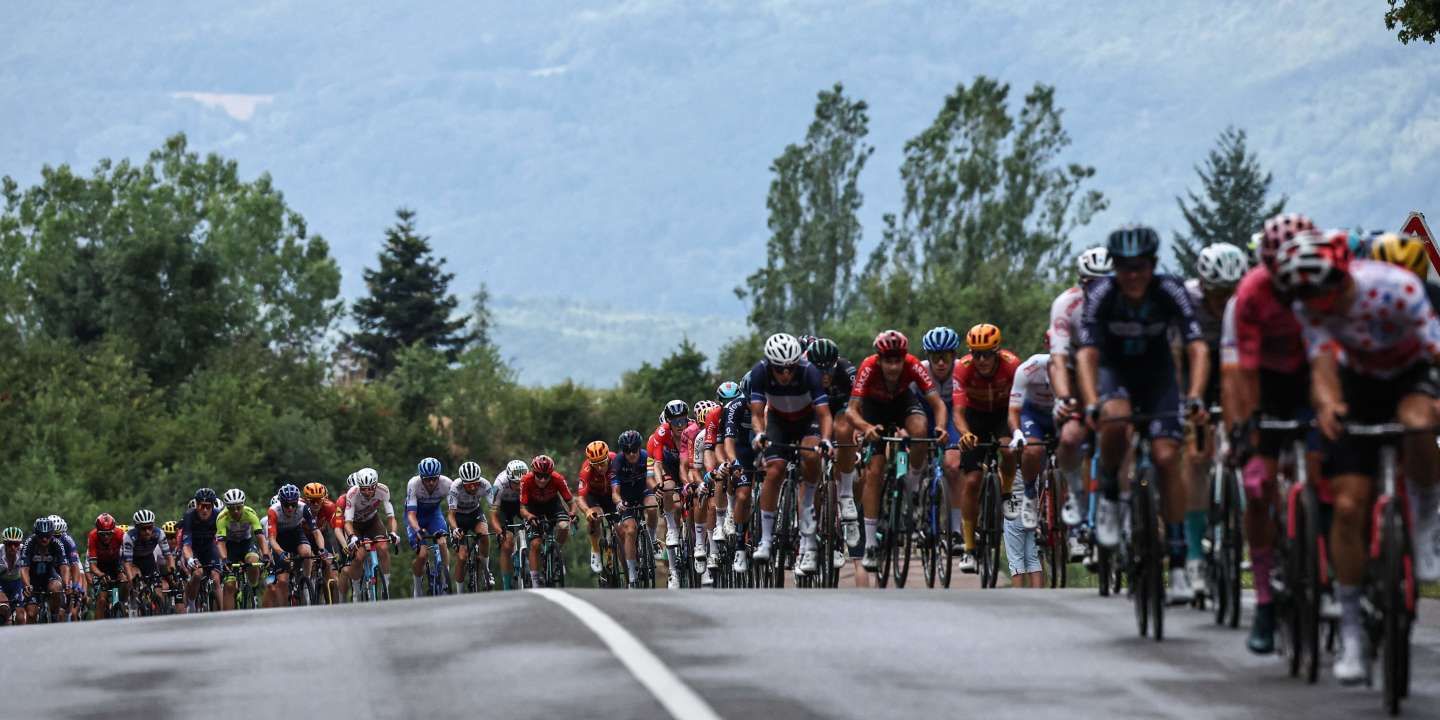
[626, 560, 636, 581]
[839, 470, 856, 497]
[715, 507, 727, 522]
[695, 523, 706, 544]
[863, 518, 878, 548]
[799, 484, 816, 534]
[761, 511, 775, 544]
[1062, 465, 1083, 497]
[666, 510, 679, 537]
[412, 575, 422, 597]
[905, 466, 923, 493]
[708, 534, 719, 555]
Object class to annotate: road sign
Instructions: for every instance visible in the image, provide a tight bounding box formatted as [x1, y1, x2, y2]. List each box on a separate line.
[1401, 211, 1440, 277]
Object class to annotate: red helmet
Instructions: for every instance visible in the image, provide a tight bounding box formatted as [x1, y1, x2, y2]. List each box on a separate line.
[1260, 213, 1316, 271]
[1273, 229, 1351, 295]
[531, 454, 555, 476]
[873, 330, 909, 357]
[95, 513, 116, 532]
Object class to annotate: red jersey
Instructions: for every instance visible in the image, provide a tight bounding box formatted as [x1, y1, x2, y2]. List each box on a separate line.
[311, 499, 338, 530]
[87, 528, 126, 563]
[578, 453, 616, 497]
[1231, 265, 1306, 373]
[703, 405, 724, 449]
[953, 350, 1021, 412]
[333, 494, 348, 529]
[851, 353, 937, 402]
[520, 471, 573, 505]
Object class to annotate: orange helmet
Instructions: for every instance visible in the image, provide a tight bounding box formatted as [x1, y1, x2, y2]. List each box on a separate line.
[585, 441, 610, 465]
[302, 482, 328, 501]
[966, 323, 1002, 353]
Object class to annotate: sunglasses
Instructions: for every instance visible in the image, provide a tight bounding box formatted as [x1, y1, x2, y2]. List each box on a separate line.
[1114, 259, 1153, 273]
[772, 365, 797, 376]
[973, 350, 998, 360]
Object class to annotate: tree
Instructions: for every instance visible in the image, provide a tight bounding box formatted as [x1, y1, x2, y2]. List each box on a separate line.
[1386, 0, 1440, 44]
[1172, 127, 1285, 276]
[621, 339, 714, 412]
[350, 208, 475, 377]
[738, 83, 873, 334]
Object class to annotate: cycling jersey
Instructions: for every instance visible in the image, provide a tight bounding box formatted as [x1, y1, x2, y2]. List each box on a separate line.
[1009, 354, 1055, 410]
[747, 359, 829, 421]
[722, 398, 753, 443]
[703, 404, 724, 450]
[448, 477, 492, 514]
[610, 450, 651, 499]
[215, 507, 263, 543]
[405, 475, 453, 517]
[180, 506, 219, 548]
[1183, 278, 1224, 347]
[818, 358, 858, 412]
[953, 350, 1022, 412]
[86, 528, 126, 565]
[17, 536, 67, 578]
[851, 353, 937, 402]
[268, 502, 317, 534]
[57, 533, 81, 566]
[1, 545, 20, 581]
[488, 470, 522, 504]
[681, 422, 703, 467]
[920, 359, 961, 407]
[343, 484, 395, 523]
[1079, 274, 1203, 366]
[578, 454, 616, 497]
[310, 499, 339, 532]
[519, 471, 573, 505]
[1296, 259, 1440, 379]
[120, 528, 170, 565]
[1048, 286, 1086, 356]
[1224, 265, 1305, 372]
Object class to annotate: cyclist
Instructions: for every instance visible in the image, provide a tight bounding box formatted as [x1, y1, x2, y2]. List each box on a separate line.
[86, 514, 126, 619]
[847, 330, 947, 572]
[1371, 231, 1440, 306]
[611, 431, 657, 587]
[1221, 212, 1320, 653]
[19, 518, 66, 623]
[121, 510, 174, 602]
[1273, 229, 1440, 683]
[519, 454, 577, 588]
[488, 459, 527, 590]
[343, 468, 399, 598]
[47, 515, 84, 621]
[721, 377, 758, 573]
[179, 487, 223, 613]
[267, 483, 321, 606]
[690, 399, 722, 582]
[1049, 246, 1113, 558]
[1, 526, 25, 625]
[1077, 224, 1209, 604]
[1178, 243, 1248, 599]
[577, 442, 617, 575]
[653, 400, 693, 567]
[405, 457, 453, 598]
[216, 489, 269, 611]
[707, 382, 743, 543]
[301, 483, 342, 603]
[163, 520, 180, 558]
[447, 460, 493, 591]
[953, 323, 1022, 573]
[920, 326, 967, 557]
[748, 332, 836, 577]
[806, 338, 863, 553]
[1008, 341, 1056, 586]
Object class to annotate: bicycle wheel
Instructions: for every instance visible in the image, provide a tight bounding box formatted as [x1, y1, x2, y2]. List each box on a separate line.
[1285, 500, 1307, 679]
[938, 477, 954, 588]
[921, 479, 939, 589]
[1300, 488, 1324, 684]
[895, 489, 913, 589]
[1221, 465, 1244, 628]
[773, 481, 795, 589]
[1381, 500, 1412, 716]
[979, 469, 1002, 589]
[875, 478, 895, 589]
[1048, 468, 1068, 588]
[814, 480, 833, 590]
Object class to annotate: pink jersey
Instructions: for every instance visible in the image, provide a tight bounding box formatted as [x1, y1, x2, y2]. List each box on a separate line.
[1295, 260, 1440, 379]
[1229, 265, 1306, 373]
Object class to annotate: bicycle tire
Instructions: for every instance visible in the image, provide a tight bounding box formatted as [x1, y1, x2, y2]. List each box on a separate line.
[1381, 500, 1411, 716]
[938, 476, 954, 589]
[1300, 487, 1324, 683]
[979, 468, 1001, 589]
[1223, 466, 1244, 628]
[895, 488, 913, 589]
[921, 478, 939, 588]
[813, 479, 832, 589]
[1098, 545, 1112, 597]
[1285, 497, 1307, 679]
[772, 478, 794, 589]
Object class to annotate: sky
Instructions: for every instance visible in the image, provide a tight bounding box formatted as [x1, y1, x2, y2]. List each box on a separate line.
[2, 1, 1436, 384]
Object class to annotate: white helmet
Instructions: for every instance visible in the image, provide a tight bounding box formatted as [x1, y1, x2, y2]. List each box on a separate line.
[222, 488, 246, 506]
[458, 461, 483, 482]
[346, 472, 358, 489]
[1077, 246, 1113, 279]
[1196, 243, 1249, 288]
[49, 515, 68, 535]
[506, 459, 529, 478]
[133, 509, 156, 526]
[763, 333, 804, 366]
[355, 467, 379, 488]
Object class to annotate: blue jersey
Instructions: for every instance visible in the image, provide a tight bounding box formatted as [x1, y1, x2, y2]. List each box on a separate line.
[57, 534, 81, 566]
[722, 398, 752, 443]
[18, 535, 67, 577]
[181, 507, 219, 548]
[1078, 274, 1202, 368]
[747, 360, 828, 422]
[610, 450, 649, 495]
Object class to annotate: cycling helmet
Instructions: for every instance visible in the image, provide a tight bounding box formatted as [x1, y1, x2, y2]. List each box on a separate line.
[355, 468, 379, 487]
[506, 459, 529, 478]
[1077, 246, 1113, 278]
[1259, 213, 1316, 270]
[966, 323, 1002, 352]
[459, 461, 484, 482]
[162, 521, 178, 536]
[278, 484, 301, 504]
[187, 499, 197, 511]
[738, 374, 751, 398]
[133, 509, 156, 526]
[1273, 229, 1352, 295]
[873, 330, 909, 357]
[763, 333, 805, 366]
[346, 472, 358, 489]
[797, 334, 818, 351]
[693, 400, 719, 420]
[585, 441, 610, 465]
[1, 527, 22, 542]
[117, 525, 130, 533]
[531, 455, 554, 476]
[806, 338, 840, 367]
[417, 457, 443, 478]
[33, 517, 53, 535]
[222, 488, 246, 506]
[922, 326, 961, 353]
[52, 517, 68, 535]
[716, 381, 742, 401]
[95, 513, 117, 532]
[1196, 243, 1248, 289]
[194, 487, 218, 505]
[664, 399, 689, 420]
[618, 430, 643, 453]
[302, 482, 328, 501]
[1107, 224, 1161, 259]
[1372, 232, 1429, 277]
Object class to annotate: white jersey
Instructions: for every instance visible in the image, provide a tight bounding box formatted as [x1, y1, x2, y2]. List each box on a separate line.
[343, 484, 395, 523]
[405, 475, 453, 515]
[1047, 286, 1086, 356]
[488, 470, 522, 504]
[1009, 354, 1055, 410]
[920, 358, 961, 404]
[447, 477, 492, 514]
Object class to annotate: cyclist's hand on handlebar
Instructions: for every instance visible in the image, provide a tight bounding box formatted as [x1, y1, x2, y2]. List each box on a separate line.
[1053, 397, 1079, 424]
[752, 434, 769, 451]
[1317, 401, 1347, 442]
[387, 531, 401, 547]
[819, 438, 835, 459]
[1184, 396, 1208, 425]
[862, 424, 882, 442]
[1009, 428, 1026, 451]
[959, 432, 978, 451]
[450, 528, 464, 542]
[587, 507, 601, 521]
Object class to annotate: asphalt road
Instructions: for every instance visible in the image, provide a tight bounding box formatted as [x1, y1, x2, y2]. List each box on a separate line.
[5, 589, 1437, 720]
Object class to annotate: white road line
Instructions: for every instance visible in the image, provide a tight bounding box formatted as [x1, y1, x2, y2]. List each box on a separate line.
[532, 589, 722, 720]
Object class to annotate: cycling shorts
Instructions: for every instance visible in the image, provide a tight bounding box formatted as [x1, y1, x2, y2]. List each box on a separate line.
[454, 509, 489, 534]
[1020, 401, 1055, 441]
[1097, 363, 1183, 441]
[350, 514, 387, 541]
[274, 527, 312, 555]
[960, 406, 1009, 472]
[1322, 363, 1440, 478]
[524, 497, 568, 524]
[1, 578, 23, 604]
[763, 411, 821, 462]
[921, 395, 961, 450]
[1255, 368, 1318, 458]
[729, 446, 757, 488]
[189, 540, 221, 568]
[497, 500, 522, 534]
[223, 539, 256, 564]
[132, 555, 160, 578]
[91, 557, 122, 578]
[407, 510, 448, 548]
[583, 492, 617, 517]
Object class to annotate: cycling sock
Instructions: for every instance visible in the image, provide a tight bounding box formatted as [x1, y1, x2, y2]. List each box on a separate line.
[799, 484, 816, 534]
[1251, 548, 1274, 605]
[863, 518, 878, 548]
[708, 534, 719, 556]
[950, 509, 964, 534]
[1062, 465, 1082, 497]
[839, 470, 856, 497]
[412, 575, 422, 597]
[382, 572, 391, 591]
[529, 571, 541, 587]
[760, 511, 775, 545]
[1165, 523, 1186, 569]
[963, 519, 976, 551]
[1184, 510, 1206, 562]
[906, 466, 923, 494]
[1412, 481, 1440, 517]
[695, 523, 706, 546]
[1020, 472, 1036, 499]
[665, 510, 679, 539]
[1337, 583, 1362, 634]
[626, 560, 637, 582]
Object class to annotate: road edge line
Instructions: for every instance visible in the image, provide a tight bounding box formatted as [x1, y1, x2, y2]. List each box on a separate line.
[532, 589, 721, 720]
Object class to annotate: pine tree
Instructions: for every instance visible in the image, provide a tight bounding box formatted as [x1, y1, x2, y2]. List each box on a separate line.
[1172, 127, 1285, 276]
[350, 208, 474, 377]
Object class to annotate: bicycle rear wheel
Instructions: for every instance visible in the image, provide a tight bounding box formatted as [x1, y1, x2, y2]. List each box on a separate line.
[938, 478, 954, 588]
[1300, 489, 1324, 684]
[773, 482, 795, 589]
[876, 477, 896, 589]
[979, 469, 1001, 589]
[1285, 500, 1307, 678]
[921, 480, 939, 588]
[1381, 500, 1412, 716]
[896, 490, 913, 589]
[1221, 465, 1244, 628]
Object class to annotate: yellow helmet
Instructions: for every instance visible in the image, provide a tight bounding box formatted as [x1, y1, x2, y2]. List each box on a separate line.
[302, 482, 329, 501]
[966, 323, 1002, 353]
[1371, 233, 1429, 278]
[117, 524, 131, 534]
[585, 440, 610, 465]
[162, 521, 178, 537]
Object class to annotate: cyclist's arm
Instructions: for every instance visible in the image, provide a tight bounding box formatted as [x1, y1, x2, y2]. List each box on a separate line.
[1049, 352, 1073, 402]
[923, 389, 946, 434]
[844, 397, 872, 437]
[1076, 346, 1101, 408]
[749, 400, 767, 438]
[1183, 339, 1209, 401]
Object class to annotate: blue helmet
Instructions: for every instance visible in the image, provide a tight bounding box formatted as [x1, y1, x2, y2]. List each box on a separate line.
[33, 517, 54, 535]
[618, 429, 643, 452]
[417, 457, 443, 478]
[1107, 224, 1160, 259]
[277, 484, 301, 504]
[716, 381, 742, 401]
[921, 326, 961, 353]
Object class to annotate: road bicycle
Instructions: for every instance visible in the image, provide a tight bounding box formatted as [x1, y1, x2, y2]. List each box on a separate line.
[1206, 414, 1245, 629]
[455, 530, 495, 593]
[1030, 438, 1068, 588]
[867, 433, 940, 589]
[418, 531, 453, 597]
[353, 537, 391, 602]
[972, 442, 1004, 589]
[223, 560, 266, 610]
[918, 445, 953, 589]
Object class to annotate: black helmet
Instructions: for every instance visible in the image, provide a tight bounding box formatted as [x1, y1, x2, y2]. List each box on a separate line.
[1107, 224, 1160, 259]
[194, 487, 218, 505]
[806, 338, 839, 368]
[618, 429, 643, 452]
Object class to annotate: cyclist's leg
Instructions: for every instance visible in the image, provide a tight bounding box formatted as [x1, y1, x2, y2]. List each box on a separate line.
[833, 408, 860, 500]
[756, 414, 792, 554]
[959, 407, 987, 554]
